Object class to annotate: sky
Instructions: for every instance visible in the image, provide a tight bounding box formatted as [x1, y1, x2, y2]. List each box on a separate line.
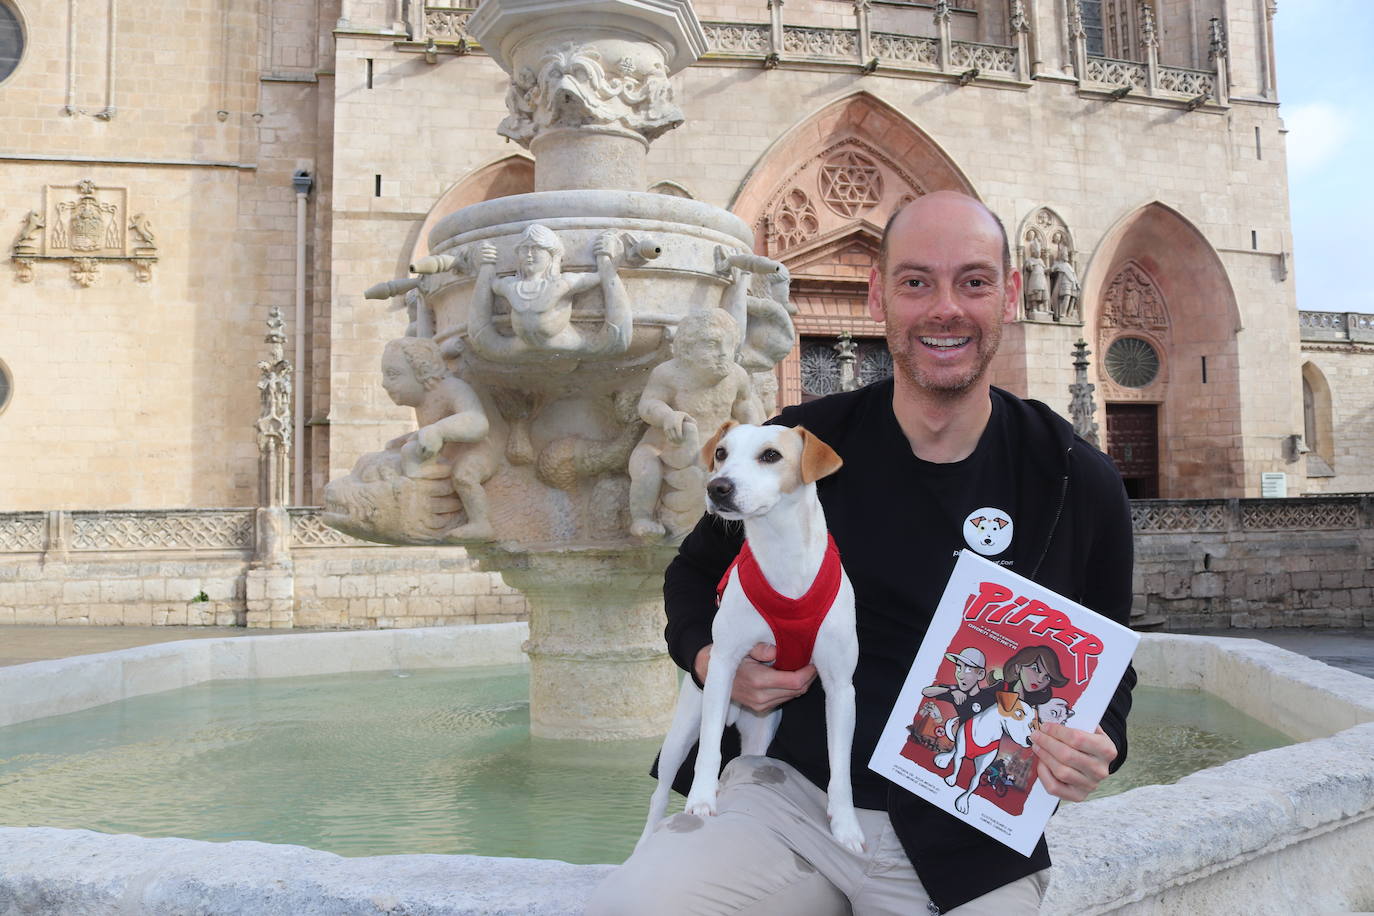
[1272, 0, 1374, 313]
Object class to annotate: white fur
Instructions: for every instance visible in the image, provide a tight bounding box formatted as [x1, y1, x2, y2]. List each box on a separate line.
[639, 424, 864, 854]
[933, 696, 1036, 814]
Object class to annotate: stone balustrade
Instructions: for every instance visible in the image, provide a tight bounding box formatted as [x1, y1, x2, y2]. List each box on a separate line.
[2, 498, 1372, 633]
[1300, 310, 1374, 344]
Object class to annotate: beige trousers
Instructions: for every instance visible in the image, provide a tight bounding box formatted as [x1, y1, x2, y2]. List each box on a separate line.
[588, 756, 1046, 916]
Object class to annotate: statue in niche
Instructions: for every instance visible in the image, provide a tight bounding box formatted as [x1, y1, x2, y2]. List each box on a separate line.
[469, 225, 632, 362]
[628, 310, 764, 539]
[326, 338, 502, 543]
[1022, 235, 1050, 318]
[1050, 239, 1081, 323]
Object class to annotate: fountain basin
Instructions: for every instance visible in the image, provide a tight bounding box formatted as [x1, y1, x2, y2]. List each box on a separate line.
[2, 629, 1373, 913]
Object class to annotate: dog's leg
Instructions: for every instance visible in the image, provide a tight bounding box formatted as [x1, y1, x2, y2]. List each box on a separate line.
[936, 722, 964, 782]
[812, 599, 864, 854]
[734, 707, 780, 757]
[955, 750, 995, 815]
[684, 633, 755, 818]
[639, 674, 705, 849]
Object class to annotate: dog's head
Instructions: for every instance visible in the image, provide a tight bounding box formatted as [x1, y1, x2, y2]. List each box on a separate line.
[698, 422, 843, 520]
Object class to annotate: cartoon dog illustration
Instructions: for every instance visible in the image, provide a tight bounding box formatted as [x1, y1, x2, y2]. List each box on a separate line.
[933, 691, 1037, 815]
[968, 514, 1010, 550]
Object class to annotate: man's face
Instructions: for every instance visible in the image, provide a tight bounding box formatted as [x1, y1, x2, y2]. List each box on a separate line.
[381, 349, 425, 407]
[516, 244, 552, 279]
[678, 327, 733, 379]
[954, 661, 984, 691]
[867, 196, 1019, 396]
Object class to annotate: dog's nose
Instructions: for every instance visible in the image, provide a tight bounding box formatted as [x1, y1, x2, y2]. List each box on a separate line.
[707, 477, 735, 503]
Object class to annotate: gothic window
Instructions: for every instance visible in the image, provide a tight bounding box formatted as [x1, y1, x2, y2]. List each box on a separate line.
[771, 188, 819, 253]
[799, 335, 892, 402]
[818, 150, 884, 218]
[0, 2, 22, 84]
[1080, 0, 1105, 57]
[1104, 336, 1160, 388]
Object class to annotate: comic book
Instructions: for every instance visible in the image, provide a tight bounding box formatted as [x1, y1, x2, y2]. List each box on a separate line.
[867, 550, 1139, 856]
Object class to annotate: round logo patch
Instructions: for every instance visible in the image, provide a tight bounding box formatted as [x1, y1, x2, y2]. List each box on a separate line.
[963, 507, 1013, 556]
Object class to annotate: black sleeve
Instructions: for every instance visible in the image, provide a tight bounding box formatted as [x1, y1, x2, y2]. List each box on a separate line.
[1076, 446, 1136, 772]
[663, 512, 745, 684]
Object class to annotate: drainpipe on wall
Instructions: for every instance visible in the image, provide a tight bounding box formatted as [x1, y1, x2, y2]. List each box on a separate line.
[291, 169, 314, 507]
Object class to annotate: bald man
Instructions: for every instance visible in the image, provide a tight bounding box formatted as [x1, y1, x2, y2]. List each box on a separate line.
[591, 193, 1135, 915]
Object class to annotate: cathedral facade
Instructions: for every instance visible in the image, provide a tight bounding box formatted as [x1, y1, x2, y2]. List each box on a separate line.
[2, 0, 1366, 511]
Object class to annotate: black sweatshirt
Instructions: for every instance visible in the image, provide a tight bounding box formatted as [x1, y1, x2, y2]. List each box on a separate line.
[662, 380, 1136, 913]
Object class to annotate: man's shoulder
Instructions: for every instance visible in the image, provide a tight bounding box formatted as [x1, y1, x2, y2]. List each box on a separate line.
[769, 378, 891, 438]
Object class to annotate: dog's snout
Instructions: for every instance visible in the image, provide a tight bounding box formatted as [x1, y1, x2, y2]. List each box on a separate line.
[707, 477, 735, 503]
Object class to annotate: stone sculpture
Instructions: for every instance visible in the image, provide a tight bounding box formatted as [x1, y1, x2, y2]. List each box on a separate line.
[325, 338, 503, 543]
[628, 309, 763, 539]
[468, 225, 633, 361]
[1022, 235, 1049, 318]
[13, 211, 43, 251]
[1051, 239, 1081, 323]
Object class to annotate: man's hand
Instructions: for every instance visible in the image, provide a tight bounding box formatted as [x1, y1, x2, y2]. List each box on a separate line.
[1029, 723, 1116, 802]
[694, 643, 817, 713]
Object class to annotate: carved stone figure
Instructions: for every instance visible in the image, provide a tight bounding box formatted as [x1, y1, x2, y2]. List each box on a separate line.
[468, 225, 632, 361]
[256, 307, 293, 508]
[52, 181, 120, 253]
[14, 211, 43, 251]
[1050, 240, 1081, 322]
[324, 339, 503, 543]
[628, 310, 763, 539]
[128, 213, 157, 248]
[717, 247, 798, 375]
[1022, 235, 1049, 317]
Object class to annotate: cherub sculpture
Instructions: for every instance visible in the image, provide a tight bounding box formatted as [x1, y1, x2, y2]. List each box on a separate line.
[628, 309, 763, 538]
[468, 224, 632, 361]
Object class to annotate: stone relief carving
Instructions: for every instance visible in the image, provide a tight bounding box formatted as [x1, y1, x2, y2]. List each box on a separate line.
[323, 338, 505, 544]
[768, 187, 820, 254]
[1101, 261, 1168, 331]
[468, 225, 635, 362]
[497, 43, 684, 148]
[10, 179, 157, 285]
[819, 149, 884, 218]
[716, 247, 798, 375]
[256, 307, 293, 510]
[1018, 207, 1078, 324]
[1050, 236, 1081, 322]
[628, 309, 764, 539]
[536, 388, 645, 491]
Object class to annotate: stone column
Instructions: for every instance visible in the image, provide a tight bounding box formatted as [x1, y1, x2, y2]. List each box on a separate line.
[473, 545, 680, 739]
[1069, 339, 1101, 448]
[935, 0, 953, 73]
[468, 0, 706, 192]
[1067, 0, 1088, 79]
[1140, 1, 1159, 95]
[1209, 17, 1230, 104]
[1011, 0, 1032, 82]
[247, 306, 296, 630]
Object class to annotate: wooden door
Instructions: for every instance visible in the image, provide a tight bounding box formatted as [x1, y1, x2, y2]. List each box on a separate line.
[1106, 403, 1159, 498]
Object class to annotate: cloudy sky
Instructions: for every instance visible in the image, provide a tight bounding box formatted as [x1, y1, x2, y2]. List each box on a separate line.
[1273, 1, 1373, 313]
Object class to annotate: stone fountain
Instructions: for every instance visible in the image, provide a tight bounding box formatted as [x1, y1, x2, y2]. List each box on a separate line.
[323, 0, 797, 739]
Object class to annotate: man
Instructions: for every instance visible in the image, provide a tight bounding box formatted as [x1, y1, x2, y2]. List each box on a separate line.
[590, 192, 1135, 915]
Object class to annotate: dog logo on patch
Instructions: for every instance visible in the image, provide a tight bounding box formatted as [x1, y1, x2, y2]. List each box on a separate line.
[963, 507, 1013, 556]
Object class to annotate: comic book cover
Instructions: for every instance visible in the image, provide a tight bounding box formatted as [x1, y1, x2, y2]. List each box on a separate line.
[867, 550, 1139, 856]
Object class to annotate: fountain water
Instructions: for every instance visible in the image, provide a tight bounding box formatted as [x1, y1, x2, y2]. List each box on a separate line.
[322, 0, 798, 739]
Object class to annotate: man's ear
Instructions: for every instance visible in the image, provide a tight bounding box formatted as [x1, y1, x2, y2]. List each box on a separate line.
[701, 421, 737, 469]
[1003, 268, 1022, 324]
[866, 266, 886, 325]
[797, 426, 843, 483]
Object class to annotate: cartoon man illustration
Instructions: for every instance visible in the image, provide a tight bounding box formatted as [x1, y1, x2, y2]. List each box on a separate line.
[922, 646, 990, 738]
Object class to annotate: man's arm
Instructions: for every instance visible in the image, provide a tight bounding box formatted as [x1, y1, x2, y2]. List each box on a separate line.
[1031, 451, 1135, 800]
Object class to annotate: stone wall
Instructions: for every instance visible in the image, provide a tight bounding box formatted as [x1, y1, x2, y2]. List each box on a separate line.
[1298, 312, 1374, 494]
[3, 497, 1372, 633]
[0, 509, 523, 630]
[1132, 496, 1374, 630]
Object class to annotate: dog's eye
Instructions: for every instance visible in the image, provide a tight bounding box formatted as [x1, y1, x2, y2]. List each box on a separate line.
[714, 446, 727, 462]
[758, 448, 782, 463]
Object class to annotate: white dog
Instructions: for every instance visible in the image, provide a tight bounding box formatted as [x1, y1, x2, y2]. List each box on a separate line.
[640, 422, 864, 853]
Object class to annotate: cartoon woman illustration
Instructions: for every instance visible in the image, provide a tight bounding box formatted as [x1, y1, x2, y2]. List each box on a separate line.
[996, 644, 1069, 707]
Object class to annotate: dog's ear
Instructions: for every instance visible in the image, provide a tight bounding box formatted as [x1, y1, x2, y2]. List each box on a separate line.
[700, 421, 737, 469]
[797, 426, 843, 483]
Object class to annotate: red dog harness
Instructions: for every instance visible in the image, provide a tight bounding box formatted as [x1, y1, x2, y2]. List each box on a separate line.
[716, 534, 842, 672]
[962, 714, 1003, 757]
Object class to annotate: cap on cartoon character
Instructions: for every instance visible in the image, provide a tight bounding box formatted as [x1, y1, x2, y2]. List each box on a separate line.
[944, 647, 986, 669]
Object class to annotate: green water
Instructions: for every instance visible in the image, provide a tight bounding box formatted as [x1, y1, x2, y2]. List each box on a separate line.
[0, 671, 1290, 863]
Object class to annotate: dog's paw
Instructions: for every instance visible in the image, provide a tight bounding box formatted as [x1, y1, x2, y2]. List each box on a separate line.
[933, 751, 952, 769]
[684, 792, 718, 817]
[954, 795, 970, 815]
[828, 808, 865, 854]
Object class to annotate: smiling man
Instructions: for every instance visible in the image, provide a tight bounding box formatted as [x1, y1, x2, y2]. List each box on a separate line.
[591, 191, 1136, 916]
